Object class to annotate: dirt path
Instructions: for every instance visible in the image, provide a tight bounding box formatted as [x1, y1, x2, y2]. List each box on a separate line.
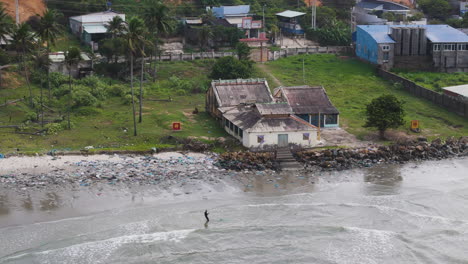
[256, 63, 284, 87]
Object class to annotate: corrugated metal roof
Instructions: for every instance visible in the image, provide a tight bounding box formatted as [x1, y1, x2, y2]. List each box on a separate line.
[276, 10, 306, 18]
[70, 11, 124, 24]
[357, 0, 409, 11]
[358, 24, 468, 44]
[225, 18, 243, 25]
[443, 84, 468, 97]
[276, 86, 339, 115]
[255, 103, 292, 115]
[83, 25, 107, 34]
[212, 5, 250, 17]
[212, 79, 273, 107]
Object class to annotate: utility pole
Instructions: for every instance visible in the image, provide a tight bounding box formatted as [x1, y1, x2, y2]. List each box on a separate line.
[262, 5, 265, 32]
[311, 0, 317, 30]
[302, 57, 305, 83]
[15, 0, 20, 24]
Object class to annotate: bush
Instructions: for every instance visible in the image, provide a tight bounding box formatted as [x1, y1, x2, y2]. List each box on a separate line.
[53, 84, 70, 98]
[108, 84, 128, 97]
[123, 94, 138, 105]
[24, 112, 38, 122]
[75, 106, 102, 116]
[45, 123, 64, 135]
[49, 72, 68, 90]
[210, 56, 253, 79]
[73, 88, 97, 107]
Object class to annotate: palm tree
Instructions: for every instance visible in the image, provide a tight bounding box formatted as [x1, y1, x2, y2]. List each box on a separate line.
[0, 3, 14, 87]
[106, 16, 125, 39]
[64, 47, 81, 130]
[37, 9, 62, 100]
[31, 48, 50, 127]
[11, 23, 36, 107]
[143, 0, 174, 81]
[123, 17, 147, 136]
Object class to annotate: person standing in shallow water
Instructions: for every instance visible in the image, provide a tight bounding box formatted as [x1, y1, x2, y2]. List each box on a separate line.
[204, 210, 209, 222]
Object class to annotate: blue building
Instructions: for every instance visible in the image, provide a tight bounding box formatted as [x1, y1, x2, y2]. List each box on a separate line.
[355, 25, 468, 72]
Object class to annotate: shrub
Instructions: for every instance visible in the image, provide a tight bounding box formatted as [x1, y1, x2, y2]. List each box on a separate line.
[108, 84, 127, 97]
[49, 72, 68, 90]
[123, 94, 138, 105]
[210, 56, 253, 79]
[75, 106, 102, 116]
[45, 123, 64, 135]
[73, 89, 97, 107]
[53, 84, 70, 98]
[24, 112, 38, 122]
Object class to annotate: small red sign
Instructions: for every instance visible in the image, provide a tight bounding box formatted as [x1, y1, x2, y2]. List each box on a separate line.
[172, 122, 181, 131]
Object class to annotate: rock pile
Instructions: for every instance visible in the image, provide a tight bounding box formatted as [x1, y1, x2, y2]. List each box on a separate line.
[296, 137, 468, 171]
[215, 151, 279, 171]
[0, 154, 235, 189]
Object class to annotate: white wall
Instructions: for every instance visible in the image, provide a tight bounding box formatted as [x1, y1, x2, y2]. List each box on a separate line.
[245, 130, 318, 148]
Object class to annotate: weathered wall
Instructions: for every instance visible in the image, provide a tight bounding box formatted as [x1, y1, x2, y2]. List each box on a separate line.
[377, 68, 468, 118]
[246, 130, 318, 149]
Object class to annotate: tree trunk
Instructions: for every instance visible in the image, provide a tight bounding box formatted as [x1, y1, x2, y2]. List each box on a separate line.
[139, 48, 145, 123]
[130, 53, 137, 136]
[67, 68, 72, 130]
[152, 41, 157, 82]
[22, 47, 33, 108]
[40, 79, 44, 128]
[379, 129, 386, 140]
[47, 42, 51, 100]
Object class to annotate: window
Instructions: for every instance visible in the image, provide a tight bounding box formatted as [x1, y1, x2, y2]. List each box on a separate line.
[225, 119, 229, 128]
[433, 44, 441, 51]
[444, 44, 456, 51]
[257, 135, 264, 143]
[382, 45, 390, 51]
[229, 121, 233, 131]
[325, 115, 338, 125]
[458, 44, 468, 50]
[239, 129, 243, 138]
[234, 126, 239, 135]
[303, 133, 310, 140]
[383, 52, 389, 62]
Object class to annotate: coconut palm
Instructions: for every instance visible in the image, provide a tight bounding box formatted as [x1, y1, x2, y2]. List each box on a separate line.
[0, 3, 14, 87]
[0, 3, 14, 47]
[64, 46, 81, 130]
[11, 23, 36, 107]
[106, 15, 125, 39]
[143, 0, 174, 81]
[37, 9, 63, 99]
[123, 17, 147, 136]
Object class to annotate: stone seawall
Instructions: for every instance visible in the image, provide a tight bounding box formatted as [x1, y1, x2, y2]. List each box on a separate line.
[295, 137, 468, 171]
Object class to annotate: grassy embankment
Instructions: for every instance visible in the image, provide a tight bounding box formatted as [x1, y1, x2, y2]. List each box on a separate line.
[0, 60, 229, 154]
[392, 69, 468, 93]
[257, 54, 468, 140]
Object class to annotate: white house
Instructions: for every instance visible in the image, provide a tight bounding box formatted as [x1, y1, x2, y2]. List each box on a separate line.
[206, 79, 323, 149]
[69, 10, 125, 51]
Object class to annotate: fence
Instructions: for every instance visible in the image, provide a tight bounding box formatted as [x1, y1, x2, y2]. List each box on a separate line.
[153, 46, 352, 62]
[377, 68, 468, 118]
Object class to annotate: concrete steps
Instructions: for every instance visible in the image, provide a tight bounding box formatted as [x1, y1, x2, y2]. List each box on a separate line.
[276, 148, 303, 171]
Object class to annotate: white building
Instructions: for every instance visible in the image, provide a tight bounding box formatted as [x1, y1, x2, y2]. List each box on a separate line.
[205, 79, 340, 149]
[69, 11, 125, 51]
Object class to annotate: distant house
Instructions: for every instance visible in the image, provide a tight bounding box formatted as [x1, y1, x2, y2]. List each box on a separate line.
[355, 24, 468, 72]
[48, 52, 93, 78]
[212, 5, 251, 21]
[276, 10, 306, 35]
[273, 86, 340, 128]
[205, 79, 341, 149]
[442, 84, 468, 99]
[69, 10, 125, 51]
[461, 1, 468, 15]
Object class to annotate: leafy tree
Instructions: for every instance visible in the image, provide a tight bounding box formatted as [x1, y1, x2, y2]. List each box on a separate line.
[64, 46, 81, 129]
[11, 23, 36, 107]
[306, 19, 351, 46]
[198, 25, 214, 50]
[0, 3, 14, 88]
[123, 17, 147, 136]
[364, 94, 405, 139]
[418, 0, 451, 20]
[382, 12, 396, 22]
[210, 56, 253, 79]
[37, 9, 63, 99]
[236, 42, 251, 60]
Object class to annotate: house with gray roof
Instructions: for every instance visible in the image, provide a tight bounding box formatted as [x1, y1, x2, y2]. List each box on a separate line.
[206, 79, 339, 149]
[355, 24, 468, 72]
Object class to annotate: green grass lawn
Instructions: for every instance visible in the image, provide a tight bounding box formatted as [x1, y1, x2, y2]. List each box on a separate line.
[392, 69, 468, 93]
[50, 32, 84, 52]
[258, 54, 468, 140]
[0, 60, 227, 154]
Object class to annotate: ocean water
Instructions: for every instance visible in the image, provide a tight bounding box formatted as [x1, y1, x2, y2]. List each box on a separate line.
[1, 158, 468, 264]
